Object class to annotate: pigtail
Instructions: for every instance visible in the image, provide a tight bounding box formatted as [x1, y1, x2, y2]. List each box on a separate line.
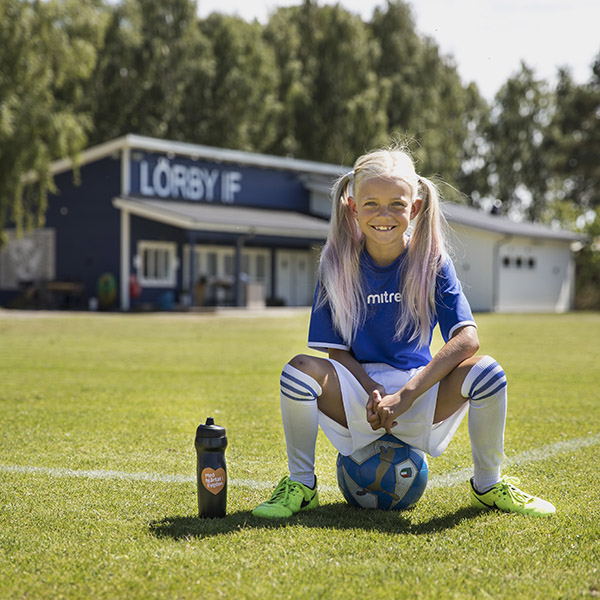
[396, 175, 447, 347]
[317, 171, 366, 344]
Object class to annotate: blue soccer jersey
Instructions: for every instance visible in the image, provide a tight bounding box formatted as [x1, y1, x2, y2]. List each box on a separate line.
[308, 249, 476, 369]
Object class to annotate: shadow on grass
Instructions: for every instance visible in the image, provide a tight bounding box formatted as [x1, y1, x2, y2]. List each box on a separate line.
[149, 503, 484, 540]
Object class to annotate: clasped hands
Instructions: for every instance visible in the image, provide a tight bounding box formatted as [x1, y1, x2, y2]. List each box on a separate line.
[366, 385, 413, 434]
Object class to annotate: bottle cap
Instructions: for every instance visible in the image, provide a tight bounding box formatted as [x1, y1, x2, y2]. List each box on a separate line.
[195, 417, 227, 448]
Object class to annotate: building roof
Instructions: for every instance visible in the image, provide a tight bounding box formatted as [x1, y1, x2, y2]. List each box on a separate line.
[50, 134, 346, 179]
[112, 197, 331, 239]
[442, 202, 584, 243]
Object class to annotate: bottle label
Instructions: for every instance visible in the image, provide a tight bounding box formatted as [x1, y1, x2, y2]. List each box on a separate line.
[201, 467, 226, 495]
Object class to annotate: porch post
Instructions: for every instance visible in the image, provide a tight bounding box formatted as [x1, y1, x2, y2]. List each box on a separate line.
[189, 232, 197, 307]
[233, 235, 244, 307]
[120, 209, 130, 311]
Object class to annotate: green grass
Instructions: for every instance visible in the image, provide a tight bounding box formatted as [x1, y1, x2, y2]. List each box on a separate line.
[0, 310, 599, 599]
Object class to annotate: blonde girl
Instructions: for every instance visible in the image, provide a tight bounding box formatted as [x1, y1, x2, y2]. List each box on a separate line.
[253, 148, 555, 518]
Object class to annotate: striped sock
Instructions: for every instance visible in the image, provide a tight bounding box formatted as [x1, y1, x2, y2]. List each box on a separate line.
[280, 363, 322, 488]
[462, 355, 508, 402]
[462, 356, 508, 493]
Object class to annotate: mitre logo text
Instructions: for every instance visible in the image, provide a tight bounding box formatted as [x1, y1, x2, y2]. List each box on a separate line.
[367, 291, 402, 304]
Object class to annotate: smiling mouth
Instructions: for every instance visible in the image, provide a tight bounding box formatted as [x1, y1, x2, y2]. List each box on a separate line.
[371, 225, 396, 231]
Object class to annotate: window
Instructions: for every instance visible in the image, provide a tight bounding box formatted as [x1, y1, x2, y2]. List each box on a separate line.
[137, 241, 177, 287]
[224, 254, 234, 277]
[182, 244, 271, 291]
[206, 252, 217, 277]
[0, 228, 56, 289]
[256, 255, 266, 279]
[502, 255, 536, 270]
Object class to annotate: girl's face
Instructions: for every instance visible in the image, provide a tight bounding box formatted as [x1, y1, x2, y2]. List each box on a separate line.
[349, 176, 421, 266]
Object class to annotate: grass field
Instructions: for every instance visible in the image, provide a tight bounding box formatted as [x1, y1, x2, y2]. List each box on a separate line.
[0, 309, 599, 599]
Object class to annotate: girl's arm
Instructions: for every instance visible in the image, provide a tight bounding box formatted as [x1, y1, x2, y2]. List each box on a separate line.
[368, 325, 480, 433]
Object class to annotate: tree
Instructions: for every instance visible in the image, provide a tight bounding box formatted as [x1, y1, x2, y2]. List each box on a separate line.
[453, 83, 492, 207]
[264, 1, 389, 163]
[369, 1, 487, 203]
[0, 0, 106, 237]
[573, 208, 600, 310]
[548, 57, 600, 309]
[87, 0, 205, 145]
[483, 62, 553, 220]
[550, 61, 600, 214]
[190, 13, 281, 152]
[369, 0, 421, 137]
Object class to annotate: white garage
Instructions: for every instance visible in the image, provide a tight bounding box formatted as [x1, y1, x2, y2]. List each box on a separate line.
[443, 202, 583, 313]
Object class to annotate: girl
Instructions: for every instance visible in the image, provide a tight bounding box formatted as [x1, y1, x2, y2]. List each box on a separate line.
[253, 148, 555, 518]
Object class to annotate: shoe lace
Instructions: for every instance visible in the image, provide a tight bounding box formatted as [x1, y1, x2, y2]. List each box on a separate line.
[267, 477, 298, 504]
[499, 476, 533, 505]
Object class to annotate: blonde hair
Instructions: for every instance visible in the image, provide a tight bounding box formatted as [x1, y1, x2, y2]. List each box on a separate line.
[318, 148, 447, 348]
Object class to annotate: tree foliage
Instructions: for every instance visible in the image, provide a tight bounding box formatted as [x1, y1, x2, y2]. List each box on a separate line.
[574, 209, 600, 310]
[371, 4, 465, 186]
[0, 0, 107, 237]
[86, 0, 204, 144]
[482, 62, 554, 221]
[550, 62, 600, 213]
[263, 1, 389, 163]
[194, 14, 280, 151]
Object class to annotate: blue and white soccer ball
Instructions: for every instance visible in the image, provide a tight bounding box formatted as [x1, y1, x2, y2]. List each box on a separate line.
[336, 434, 429, 510]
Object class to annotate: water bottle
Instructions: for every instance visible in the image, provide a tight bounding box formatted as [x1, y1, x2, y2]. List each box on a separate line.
[195, 417, 228, 518]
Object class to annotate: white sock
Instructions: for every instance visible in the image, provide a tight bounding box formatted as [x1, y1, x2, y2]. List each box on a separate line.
[462, 355, 507, 493]
[280, 363, 322, 488]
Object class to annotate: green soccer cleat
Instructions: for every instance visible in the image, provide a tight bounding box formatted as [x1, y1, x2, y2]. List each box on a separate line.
[470, 476, 556, 517]
[252, 475, 319, 518]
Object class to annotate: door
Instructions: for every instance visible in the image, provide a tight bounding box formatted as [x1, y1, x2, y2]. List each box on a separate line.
[276, 250, 313, 306]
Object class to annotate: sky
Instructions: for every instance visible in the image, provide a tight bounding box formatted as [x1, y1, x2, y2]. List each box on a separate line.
[196, 0, 600, 100]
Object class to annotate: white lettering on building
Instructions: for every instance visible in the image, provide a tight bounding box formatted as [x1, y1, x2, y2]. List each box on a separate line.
[367, 291, 402, 304]
[221, 171, 242, 204]
[138, 159, 242, 203]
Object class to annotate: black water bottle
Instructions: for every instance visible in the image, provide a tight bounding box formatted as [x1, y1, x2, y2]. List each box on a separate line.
[195, 417, 228, 518]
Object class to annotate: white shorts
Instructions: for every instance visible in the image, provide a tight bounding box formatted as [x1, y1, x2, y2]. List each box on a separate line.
[318, 360, 468, 458]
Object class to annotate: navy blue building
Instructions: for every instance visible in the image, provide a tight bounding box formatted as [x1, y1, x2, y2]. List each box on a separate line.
[0, 135, 343, 310]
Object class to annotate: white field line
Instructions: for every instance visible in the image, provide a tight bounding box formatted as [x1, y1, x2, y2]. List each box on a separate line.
[427, 431, 600, 490]
[1, 432, 598, 494]
[0, 465, 196, 485]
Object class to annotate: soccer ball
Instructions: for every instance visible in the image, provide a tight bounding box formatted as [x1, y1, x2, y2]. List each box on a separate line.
[336, 434, 428, 510]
